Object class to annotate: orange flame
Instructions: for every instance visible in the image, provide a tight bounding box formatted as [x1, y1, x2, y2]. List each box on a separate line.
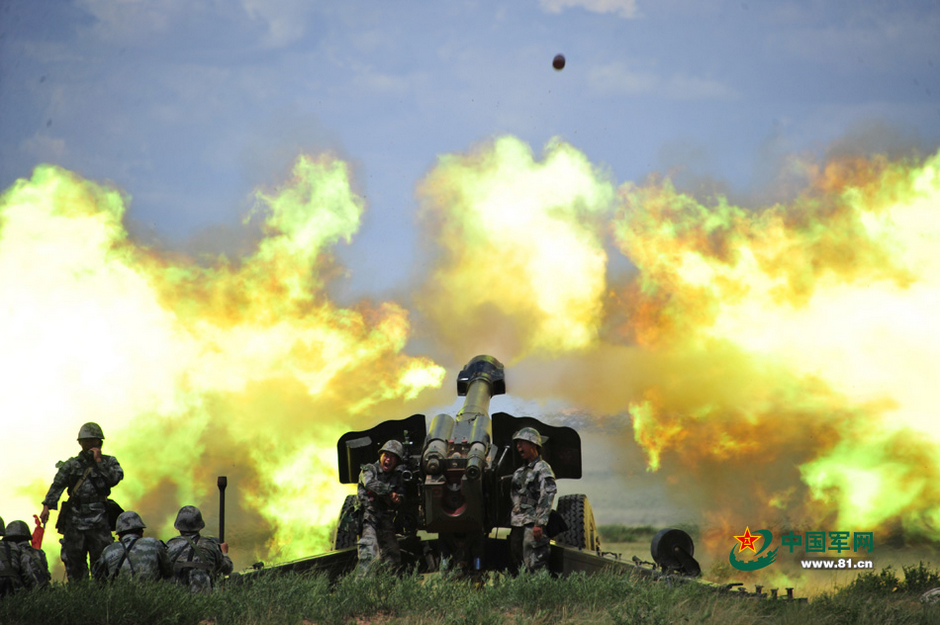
[5, 136, 940, 584]
[0, 157, 444, 571]
[612, 150, 940, 542]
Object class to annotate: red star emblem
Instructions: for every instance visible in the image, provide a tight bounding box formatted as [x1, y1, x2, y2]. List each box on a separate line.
[734, 526, 760, 553]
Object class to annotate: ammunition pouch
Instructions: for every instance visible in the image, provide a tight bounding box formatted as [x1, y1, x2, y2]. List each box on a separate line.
[55, 501, 72, 535]
[545, 510, 568, 539]
[105, 499, 124, 532]
[56, 498, 123, 532]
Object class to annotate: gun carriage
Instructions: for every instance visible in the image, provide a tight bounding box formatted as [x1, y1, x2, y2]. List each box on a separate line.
[235, 355, 803, 601]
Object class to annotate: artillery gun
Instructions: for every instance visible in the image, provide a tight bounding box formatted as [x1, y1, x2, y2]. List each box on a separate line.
[332, 354, 604, 572]
[239, 354, 809, 600]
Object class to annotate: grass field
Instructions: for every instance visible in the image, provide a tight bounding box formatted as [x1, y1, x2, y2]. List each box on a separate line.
[5, 526, 940, 625]
[5, 564, 940, 625]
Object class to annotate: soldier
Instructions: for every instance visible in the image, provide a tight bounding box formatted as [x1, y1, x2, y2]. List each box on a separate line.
[166, 505, 232, 593]
[0, 515, 24, 597]
[509, 427, 557, 574]
[92, 511, 172, 582]
[356, 440, 405, 576]
[39, 422, 124, 582]
[2, 520, 51, 590]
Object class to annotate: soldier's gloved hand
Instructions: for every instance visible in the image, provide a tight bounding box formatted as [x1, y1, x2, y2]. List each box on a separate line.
[532, 525, 543, 541]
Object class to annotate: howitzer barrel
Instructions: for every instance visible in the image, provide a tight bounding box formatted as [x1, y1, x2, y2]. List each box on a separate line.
[453, 355, 505, 479]
[422, 355, 505, 532]
[423, 413, 456, 474]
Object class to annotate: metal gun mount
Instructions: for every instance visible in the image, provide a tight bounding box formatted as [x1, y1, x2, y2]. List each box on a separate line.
[334, 355, 586, 570]
[239, 355, 803, 600]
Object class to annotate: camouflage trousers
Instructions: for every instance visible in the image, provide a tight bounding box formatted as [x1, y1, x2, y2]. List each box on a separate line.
[61, 526, 113, 582]
[510, 525, 550, 573]
[356, 520, 400, 577]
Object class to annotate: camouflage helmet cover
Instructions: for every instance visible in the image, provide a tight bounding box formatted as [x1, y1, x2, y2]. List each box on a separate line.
[379, 440, 404, 460]
[77, 422, 105, 440]
[4, 520, 31, 540]
[115, 510, 147, 534]
[174, 505, 206, 532]
[512, 427, 542, 447]
[0, 516, 5, 536]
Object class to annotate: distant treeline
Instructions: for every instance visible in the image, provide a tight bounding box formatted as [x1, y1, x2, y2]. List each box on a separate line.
[597, 524, 663, 544]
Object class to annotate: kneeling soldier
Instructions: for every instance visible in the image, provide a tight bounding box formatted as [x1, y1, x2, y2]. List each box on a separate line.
[166, 505, 232, 593]
[0, 515, 23, 597]
[2, 520, 51, 591]
[92, 511, 172, 581]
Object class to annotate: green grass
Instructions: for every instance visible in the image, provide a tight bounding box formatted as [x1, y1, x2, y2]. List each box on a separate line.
[597, 524, 661, 544]
[5, 564, 940, 625]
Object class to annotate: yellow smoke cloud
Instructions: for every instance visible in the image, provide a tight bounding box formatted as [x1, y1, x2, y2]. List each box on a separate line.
[412, 138, 940, 553]
[611, 151, 940, 539]
[415, 135, 616, 361]
[0, 157, 444, 571]
[5, 134, 940, 581]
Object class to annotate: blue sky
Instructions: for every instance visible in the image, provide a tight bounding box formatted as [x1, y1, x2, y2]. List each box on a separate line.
[3, 0, 938, 300]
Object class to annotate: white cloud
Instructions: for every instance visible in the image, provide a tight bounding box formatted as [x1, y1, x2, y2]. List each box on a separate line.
[76, 0, 189, 40]
[538, 0, 639, 19]
[75, 0, 312, 49]
[20, 133, 67, 163]
[240, 0, 311, 48]
[589, 62, 737, 100]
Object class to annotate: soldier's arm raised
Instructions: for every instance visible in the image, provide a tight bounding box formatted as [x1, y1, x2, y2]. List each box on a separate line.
[215, 541, 233, 576]
[98, 456, 124, 487]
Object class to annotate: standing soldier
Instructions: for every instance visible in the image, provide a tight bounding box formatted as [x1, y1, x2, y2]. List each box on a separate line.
[166, 505, 232, 593]
[356, 440, 405, 576]
[2, 520, 51, 590]
[509, 427, 557, 574]
[0, 515, 25, 597]
[39, 422, 124, 582]
[92, 511, 172, 582]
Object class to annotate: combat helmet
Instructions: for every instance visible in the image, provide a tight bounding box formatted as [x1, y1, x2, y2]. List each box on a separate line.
[77, 422, 105, 441]
[3, 520, 31, 540]
[380, 440, 404, 460]
[0, 515, 5, 536]
[115, 511, 147, 535]
[512, 427, 542, 447]
[174, 505, 206, 532]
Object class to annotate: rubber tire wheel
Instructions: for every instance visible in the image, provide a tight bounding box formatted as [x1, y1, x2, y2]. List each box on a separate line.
[554, 494, 600, 551]
[331, 494, 359, 550]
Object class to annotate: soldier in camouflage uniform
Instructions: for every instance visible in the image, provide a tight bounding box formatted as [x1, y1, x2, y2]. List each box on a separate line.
[356, 440, 405, 576]
[166, 506, 232, 593]
[2, 520, 51, 591]
[0, 515, 25, 597]
[91, 511, 172, 582]
[40, 422, 124, 582]
[509, 427, 557, 573]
